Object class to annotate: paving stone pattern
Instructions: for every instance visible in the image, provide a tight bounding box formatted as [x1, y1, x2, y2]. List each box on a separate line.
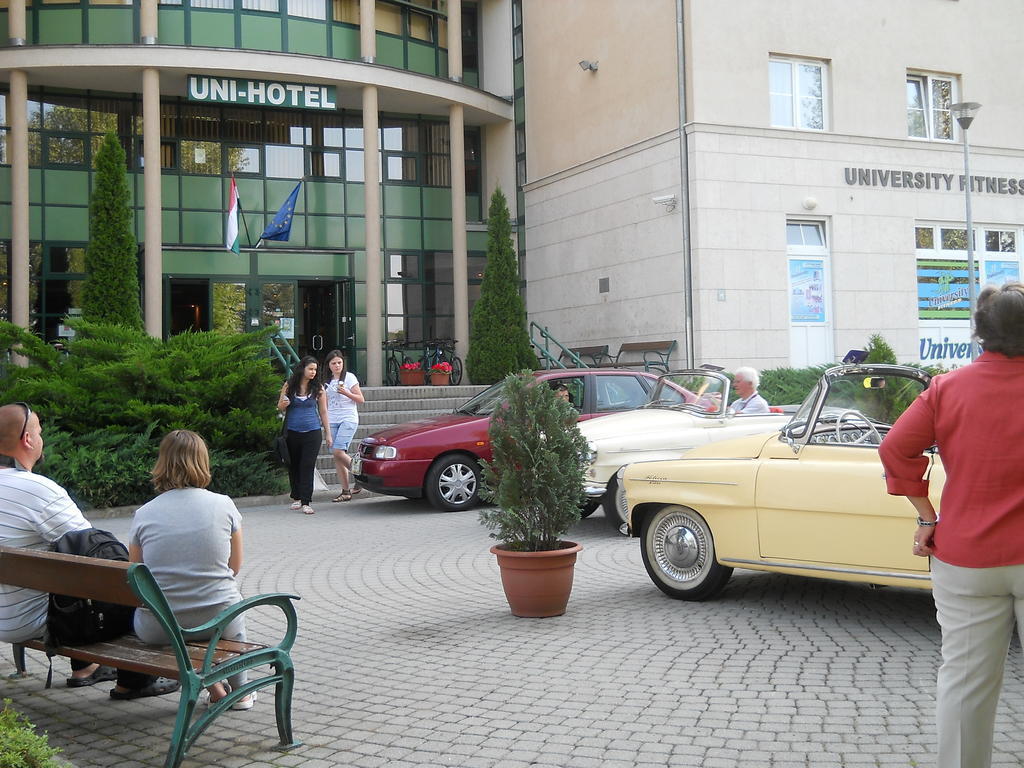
[4, 494, 1024, 768]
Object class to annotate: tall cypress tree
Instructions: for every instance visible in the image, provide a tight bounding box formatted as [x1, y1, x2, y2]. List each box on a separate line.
[466, 188, 535, 384]
[81, 132, 143, 329]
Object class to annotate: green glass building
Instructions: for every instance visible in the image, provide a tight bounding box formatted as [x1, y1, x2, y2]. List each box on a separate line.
[0, 0, 515, 382]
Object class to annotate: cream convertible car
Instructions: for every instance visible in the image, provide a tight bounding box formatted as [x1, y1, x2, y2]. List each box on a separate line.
[579, 369, 790, 529]
[621, 364, 940, 601]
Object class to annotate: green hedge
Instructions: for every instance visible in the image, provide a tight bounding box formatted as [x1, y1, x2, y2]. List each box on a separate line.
[0, 320, 287, 508]
[0, 699, 61, 768]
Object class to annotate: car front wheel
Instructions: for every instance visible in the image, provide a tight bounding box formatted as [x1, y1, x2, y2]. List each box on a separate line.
[424, 454, 481, 511]
[640, 506, 733, 601]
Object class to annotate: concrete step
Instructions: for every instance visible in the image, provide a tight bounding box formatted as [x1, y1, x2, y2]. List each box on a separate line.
[313, 383, 489, 486]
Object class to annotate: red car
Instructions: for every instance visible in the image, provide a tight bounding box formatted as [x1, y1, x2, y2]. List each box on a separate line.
[353, 369, 661, 511]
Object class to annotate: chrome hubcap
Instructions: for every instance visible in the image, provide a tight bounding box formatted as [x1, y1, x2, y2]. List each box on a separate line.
[439, 464, 476, 504]
[652, 512, 708, 583]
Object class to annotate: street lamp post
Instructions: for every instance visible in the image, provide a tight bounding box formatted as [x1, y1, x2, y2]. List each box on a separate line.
[951, 101, 982, 360]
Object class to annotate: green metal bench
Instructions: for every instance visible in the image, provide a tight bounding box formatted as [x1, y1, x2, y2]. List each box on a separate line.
[0, 545, 301, 768]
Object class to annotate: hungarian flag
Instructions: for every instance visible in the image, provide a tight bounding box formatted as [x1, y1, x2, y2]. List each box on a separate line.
[226, 177, 240, 254]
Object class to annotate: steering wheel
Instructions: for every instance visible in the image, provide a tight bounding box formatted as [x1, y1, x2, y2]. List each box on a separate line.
[835, 409, 882, 445]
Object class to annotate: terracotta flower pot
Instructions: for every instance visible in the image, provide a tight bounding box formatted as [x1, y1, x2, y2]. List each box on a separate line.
[429, 372, 451, 386]
[399, 369, 424, 386]
[489, 541, 582, 617]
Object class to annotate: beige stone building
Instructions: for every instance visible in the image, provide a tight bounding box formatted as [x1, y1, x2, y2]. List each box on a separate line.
[519, 0, 1024, 370]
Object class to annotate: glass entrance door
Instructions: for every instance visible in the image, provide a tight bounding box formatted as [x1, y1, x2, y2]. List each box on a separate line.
[297, 280, 356, 372]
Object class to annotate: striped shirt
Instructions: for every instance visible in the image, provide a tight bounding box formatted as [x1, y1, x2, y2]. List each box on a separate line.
[0, 467, 91, 643]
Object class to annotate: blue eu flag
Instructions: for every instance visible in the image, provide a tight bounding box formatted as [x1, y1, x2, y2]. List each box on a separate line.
[260, 182, 302, 242]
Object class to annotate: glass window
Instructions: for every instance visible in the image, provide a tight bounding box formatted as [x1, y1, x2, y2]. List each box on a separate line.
[915, 226, 935, 250]
[49, 246, 86, 273]
[0, 132, 7, 165]
[941, 228, 968, 250]
[985, 230, 1015, 253]
[43, 97, 88, 132]
[344, 149, 364, 181]
[310, 150, 341, 178]
[323, 127, 344, 147]
[287, 0, 325, 18]
[262, 282, 296, 334]
[786, 222, 824, 247]
[375, 0, 402, 33]
[48, 136, 86, 166]
[227, 146, 260, 174]
[180, 140, 221, 174]
[242, 0, 278, 9]
[385, 154, 417, 182]
[409, 10, 432, 41]
[388, 253, 418, 279]
[265, 144, 304, 178]
[345, 126, 364, 148]
[907, 73, 955, 141]
[333, 0, 359, 23]
[212, 282, 246, 334]
[595, 375, 651, 413]
[769, 56, 827, 131]
[191, 0, 233, 8]
[224, 108, 263, 143]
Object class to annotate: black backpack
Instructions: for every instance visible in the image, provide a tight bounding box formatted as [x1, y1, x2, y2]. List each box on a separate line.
[45, 528, 135, 650]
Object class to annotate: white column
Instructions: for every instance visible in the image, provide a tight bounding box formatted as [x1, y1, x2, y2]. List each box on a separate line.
[360, 0, 376, 63]
[363, 86, 383, 385]
[449, 104, 468, 365]
[142, 68, 163, 337]
[447, 0, 462, 81]
[9, 70, 29, 334]
[139, 0, 158, 44]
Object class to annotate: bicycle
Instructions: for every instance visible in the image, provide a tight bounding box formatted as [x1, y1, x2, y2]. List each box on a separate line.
[383, 339, 420, 386]
[421, 338, 463, 385]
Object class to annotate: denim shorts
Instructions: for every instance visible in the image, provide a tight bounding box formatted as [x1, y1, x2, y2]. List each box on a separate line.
[330, 421, 358, 451]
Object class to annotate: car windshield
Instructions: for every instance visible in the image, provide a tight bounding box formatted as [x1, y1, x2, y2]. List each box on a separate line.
[784, 367, 928, 445]
[644, 372, 728, 416]
[455, 380, 507, 416]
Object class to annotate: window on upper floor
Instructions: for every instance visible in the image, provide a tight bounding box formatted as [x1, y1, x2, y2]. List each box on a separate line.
[907, 73, 956, 141]
[769, 56, 827, 131]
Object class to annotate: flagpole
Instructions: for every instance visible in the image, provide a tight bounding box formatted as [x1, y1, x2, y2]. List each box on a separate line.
[238, 195, 255, 249]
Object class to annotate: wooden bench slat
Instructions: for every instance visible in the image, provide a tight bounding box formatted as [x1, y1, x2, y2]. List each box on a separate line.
[21, 636, 270, 679]
[0, 547, 141, 606]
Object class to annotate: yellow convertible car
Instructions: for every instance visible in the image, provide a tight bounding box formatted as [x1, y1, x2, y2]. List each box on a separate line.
[622, 364, 941, 600]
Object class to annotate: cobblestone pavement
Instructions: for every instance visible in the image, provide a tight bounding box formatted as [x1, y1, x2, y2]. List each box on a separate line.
[4, 493, 1024, 768]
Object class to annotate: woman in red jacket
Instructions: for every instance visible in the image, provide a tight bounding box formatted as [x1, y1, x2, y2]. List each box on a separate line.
[880, 282, 1024, 768]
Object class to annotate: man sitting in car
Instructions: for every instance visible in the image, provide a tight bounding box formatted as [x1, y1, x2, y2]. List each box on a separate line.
[729, 367, 770, 415]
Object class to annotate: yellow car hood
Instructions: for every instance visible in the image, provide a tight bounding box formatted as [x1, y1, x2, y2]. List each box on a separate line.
[677, 431, 782, 460]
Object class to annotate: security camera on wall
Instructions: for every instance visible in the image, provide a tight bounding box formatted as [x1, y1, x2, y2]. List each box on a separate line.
[652, 194, 676, 204]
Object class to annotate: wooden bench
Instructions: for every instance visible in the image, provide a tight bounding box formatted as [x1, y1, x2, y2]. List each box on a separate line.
[559, 345, 611, 367]
[591, 340, 677, 373]
[0, 546, 301, 768]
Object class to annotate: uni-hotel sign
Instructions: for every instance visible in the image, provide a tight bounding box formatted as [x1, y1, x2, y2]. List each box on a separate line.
[187, 75, 337, 110]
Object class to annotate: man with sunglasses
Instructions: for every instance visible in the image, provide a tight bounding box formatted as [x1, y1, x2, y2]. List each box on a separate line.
[0, 402, 178, 699]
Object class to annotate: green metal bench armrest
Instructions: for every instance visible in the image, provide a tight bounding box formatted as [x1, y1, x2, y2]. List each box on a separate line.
[179, 593, 301, 675]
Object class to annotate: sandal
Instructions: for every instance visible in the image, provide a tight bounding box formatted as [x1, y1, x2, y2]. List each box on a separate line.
[301, 505, 315, 515]
[289, 500, 301, 511]
[109, 677, 180, 700]
[66, 665, 117, 688]
[350, 487, 362, 496]
[333, 491, 353, 502]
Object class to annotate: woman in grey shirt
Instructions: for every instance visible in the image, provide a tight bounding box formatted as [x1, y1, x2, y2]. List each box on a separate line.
[129, 430, 254, 711]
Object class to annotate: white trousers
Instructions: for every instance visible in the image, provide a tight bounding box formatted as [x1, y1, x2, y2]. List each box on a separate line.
[931, 556, 1024, 768]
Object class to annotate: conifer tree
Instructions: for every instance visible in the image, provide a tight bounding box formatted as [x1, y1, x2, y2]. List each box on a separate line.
[81, 132, 142, 329]
[466, 188, 535, 383]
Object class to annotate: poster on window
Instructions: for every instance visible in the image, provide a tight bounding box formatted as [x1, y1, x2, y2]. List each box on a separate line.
[984, 260, 1020, 286]
[789, 259, 826, 323]
[917, 259, 977, 320]
[277, 316, 295, 340]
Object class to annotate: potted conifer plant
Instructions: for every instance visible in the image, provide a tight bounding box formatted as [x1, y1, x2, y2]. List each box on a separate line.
[479, 371, 589, 617]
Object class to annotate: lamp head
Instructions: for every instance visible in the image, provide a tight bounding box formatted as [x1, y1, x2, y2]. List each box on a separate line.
[578, 60, 599, 72]
[950, 101, 982, 130]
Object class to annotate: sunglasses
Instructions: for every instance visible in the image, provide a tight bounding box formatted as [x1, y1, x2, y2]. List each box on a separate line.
[13, 402, 31, 441]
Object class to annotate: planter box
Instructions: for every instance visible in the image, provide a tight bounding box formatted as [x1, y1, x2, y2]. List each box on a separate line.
[399, 369, 425, 386]
[429, 372, 451, 386]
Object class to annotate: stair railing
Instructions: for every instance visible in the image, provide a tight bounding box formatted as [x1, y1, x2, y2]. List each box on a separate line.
[529, 322, 588, 370]
[267, 328, 302, 377]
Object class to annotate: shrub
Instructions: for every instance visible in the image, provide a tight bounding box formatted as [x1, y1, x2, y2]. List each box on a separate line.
[466, 188, 536, 384]
[758, 365, 829, 406]
[864, 333, 898, 364]
[81, 132, 142, 329]
[479, 372, 588, 551]
[0, 699, 61, 768]
[0, 320, 287, 507]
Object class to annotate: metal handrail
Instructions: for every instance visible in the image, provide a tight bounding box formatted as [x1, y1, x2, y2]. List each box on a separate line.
[268, 328, 302, 376]
[528, 321, 588, 370]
